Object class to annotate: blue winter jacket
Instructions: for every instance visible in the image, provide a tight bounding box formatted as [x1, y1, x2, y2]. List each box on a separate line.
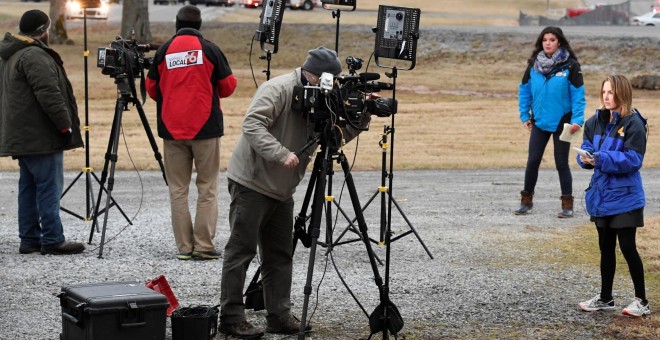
[578, 109, 647, 217]
[519, 58, 586, 132]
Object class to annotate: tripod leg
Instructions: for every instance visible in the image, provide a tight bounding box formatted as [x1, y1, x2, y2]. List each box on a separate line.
[84, 168, 94, 220]
[133, 99, 167, 185]
[339, 153, 404, 339]
[89, 100, 122, 244]
[338, 154, 383, 288]
[388, 195, 434, 259]
[333, 190, 377, 247]
[292, 154, 321, 254]
[96, 101, 125, 259]
[298, 150, 329, 340]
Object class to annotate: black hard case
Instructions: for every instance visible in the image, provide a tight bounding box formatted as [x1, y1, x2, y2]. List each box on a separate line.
[59, 282, 169, 340]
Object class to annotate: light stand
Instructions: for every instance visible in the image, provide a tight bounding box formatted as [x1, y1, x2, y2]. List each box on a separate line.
[255, 0, 284, 80]
[321, 0, 356, 54]
[242, 0, 286, 311]
[61, 3, 123, 223]
[365, 6, 423, 339]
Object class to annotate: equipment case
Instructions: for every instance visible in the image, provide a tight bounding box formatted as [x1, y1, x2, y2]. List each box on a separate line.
[59, 282, 169, 340]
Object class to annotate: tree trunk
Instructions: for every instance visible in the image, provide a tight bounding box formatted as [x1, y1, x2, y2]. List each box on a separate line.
[121, 0, 152, 43]
[49, 0, 74, 45]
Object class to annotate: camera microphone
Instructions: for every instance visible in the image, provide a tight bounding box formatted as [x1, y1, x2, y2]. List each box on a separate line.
[137, 43, 160, 52]
[368, 81, 394, 91]
[359, 72, 380, 82]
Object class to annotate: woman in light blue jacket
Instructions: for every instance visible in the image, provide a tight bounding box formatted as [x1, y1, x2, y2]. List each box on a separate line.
[516, 26, 585, 218]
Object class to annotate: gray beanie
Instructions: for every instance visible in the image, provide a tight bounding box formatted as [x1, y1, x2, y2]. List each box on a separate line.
[302, 46, 342, 76]
[176, 5, 202, 31]
[19, 9, 50, 37]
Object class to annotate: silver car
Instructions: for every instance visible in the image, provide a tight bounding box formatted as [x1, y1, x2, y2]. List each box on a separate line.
[631, 11, 660, 26]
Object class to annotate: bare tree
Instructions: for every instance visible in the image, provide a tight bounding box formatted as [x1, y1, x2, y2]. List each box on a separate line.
[121, 0, 152, 42]
[49, 0, 74, 45]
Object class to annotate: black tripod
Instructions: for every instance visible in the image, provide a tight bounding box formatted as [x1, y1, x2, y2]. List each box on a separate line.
[298, 123, 402, 340]
[89, 75, 166, 258]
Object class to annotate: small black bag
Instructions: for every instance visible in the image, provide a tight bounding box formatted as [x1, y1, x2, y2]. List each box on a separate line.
[244, 268, 265, 311]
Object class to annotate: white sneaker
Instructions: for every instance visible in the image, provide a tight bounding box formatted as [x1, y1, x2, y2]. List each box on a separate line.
[622, 297, 651, 317]
[578, 294, 615, 312]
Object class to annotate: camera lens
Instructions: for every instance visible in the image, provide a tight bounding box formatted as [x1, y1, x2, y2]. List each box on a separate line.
[396, 12, 403, 20]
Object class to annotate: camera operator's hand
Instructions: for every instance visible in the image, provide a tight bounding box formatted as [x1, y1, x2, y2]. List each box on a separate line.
[366, 93, 381, 101]
[283, 152, 299, 169]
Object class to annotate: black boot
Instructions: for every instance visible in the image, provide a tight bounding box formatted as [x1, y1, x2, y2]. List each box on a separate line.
[558, 195, 574, 218]
[514, 191, 533, 215]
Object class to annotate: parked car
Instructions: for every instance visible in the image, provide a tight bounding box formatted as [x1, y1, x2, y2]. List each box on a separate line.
[206, 0, 235, 6]
[188, 0, 234, 5]
[153, 0, 185, 5]
[631, 11, 660, 26]
[287, 0, 320, 11]
[564, 3, 605, 18]
[66, 0, 110, 20]
[240, 0, 262, 8]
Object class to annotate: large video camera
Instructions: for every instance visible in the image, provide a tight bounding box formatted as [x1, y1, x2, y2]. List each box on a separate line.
[97, 36, 157, 79]
[293, 56, 396, 130]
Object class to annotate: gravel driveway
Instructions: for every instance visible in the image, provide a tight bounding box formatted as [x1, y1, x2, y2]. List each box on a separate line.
[2, 168, 659, 339]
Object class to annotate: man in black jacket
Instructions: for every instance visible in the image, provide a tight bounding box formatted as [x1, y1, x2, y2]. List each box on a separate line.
[0, 10, 85, 255]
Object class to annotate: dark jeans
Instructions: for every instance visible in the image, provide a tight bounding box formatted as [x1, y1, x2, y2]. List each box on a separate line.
[17, 152, 66, 247]
[523, 121, 572, 195]
[597, 226, 646, 302]
[220, 179, 294, 326]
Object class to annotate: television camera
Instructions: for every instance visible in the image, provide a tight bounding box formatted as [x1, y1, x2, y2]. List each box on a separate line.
[97, 36, 158, 79]
[293, 55, 397, 131]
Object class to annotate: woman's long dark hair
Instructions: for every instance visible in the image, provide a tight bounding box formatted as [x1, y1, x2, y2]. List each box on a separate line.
[527, 26, 578, 65]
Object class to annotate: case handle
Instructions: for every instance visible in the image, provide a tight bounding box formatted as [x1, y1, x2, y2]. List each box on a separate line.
[120, 302, 146, 328]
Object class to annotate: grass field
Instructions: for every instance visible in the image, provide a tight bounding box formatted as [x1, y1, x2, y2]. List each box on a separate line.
[1, 1, 660, 337]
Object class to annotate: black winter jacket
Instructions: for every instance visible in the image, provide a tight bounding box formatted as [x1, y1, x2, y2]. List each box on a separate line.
[0, 32, 83, 157]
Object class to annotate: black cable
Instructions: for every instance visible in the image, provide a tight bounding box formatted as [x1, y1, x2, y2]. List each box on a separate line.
[248, 34, 259, 89]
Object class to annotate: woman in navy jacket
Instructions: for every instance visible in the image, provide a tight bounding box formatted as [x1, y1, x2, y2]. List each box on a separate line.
[516, 26, 586, 218]
[577, 75, 650, 317]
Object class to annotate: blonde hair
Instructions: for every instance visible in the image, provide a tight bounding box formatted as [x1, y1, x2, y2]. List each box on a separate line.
[600, 75, 633, 117]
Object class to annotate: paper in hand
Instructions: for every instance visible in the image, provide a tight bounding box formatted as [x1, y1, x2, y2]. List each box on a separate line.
[559, 123, 583, 143]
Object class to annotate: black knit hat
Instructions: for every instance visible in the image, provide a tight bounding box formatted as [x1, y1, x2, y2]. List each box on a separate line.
[302, 46, 342, 76]
[176, 5, 202, 31]
[19, 9, 51, 37]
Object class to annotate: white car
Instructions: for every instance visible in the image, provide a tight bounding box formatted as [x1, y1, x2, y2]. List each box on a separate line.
[66, 0, 110, 20]
[631, 11, 660, 26]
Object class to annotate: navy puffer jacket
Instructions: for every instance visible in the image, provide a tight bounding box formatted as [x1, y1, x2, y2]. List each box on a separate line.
[578, 108, 647, 217]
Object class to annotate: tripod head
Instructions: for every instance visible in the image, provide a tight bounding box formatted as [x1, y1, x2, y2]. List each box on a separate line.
[114, 76, 135, 98]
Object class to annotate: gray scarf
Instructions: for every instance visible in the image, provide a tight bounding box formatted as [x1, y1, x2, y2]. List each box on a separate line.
[533, 48, 569, 74]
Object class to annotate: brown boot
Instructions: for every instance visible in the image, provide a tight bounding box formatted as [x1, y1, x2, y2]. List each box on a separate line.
[558, 195, 574, 218]
[514, 191, 533, 215]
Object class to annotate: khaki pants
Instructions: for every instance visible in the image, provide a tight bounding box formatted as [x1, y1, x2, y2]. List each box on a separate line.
[164, 138, 220, 253]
